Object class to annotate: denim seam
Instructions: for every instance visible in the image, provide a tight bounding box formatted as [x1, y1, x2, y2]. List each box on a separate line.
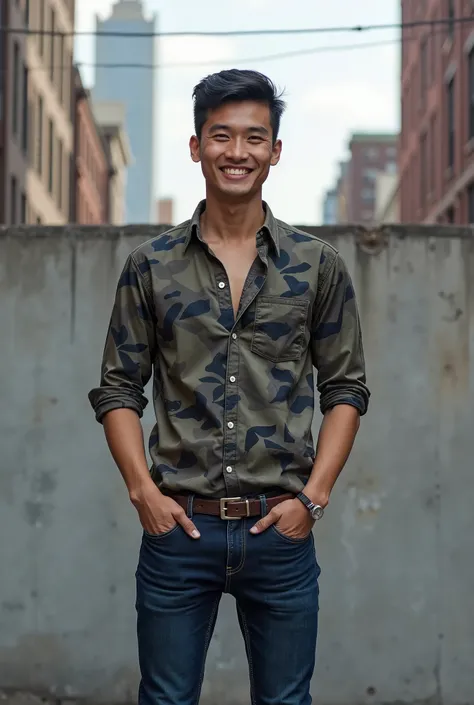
[237, 605, 257, 705]
[194, 597, 220, 705]
[228, 519, 246, 575]
[224, 522, 232, 592]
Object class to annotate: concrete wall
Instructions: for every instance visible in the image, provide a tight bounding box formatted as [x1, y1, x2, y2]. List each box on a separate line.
[0, 224, 473, 705]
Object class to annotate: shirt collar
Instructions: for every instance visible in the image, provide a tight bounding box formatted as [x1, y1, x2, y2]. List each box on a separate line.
[185, 200, 280, 256]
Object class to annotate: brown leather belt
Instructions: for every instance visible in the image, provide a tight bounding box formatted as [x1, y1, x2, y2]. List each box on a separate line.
[171, 493, 294, 520]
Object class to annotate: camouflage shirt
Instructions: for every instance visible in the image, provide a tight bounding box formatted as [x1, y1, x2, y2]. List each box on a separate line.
[89, 201, 370, 498]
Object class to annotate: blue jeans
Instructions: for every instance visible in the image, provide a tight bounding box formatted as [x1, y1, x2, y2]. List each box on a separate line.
[135, 501, 321, 705]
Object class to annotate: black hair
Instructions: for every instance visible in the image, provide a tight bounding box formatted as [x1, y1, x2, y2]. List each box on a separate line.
[192, 69, 286, 143]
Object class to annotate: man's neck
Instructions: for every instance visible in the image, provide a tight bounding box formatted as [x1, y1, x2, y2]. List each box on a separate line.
[200, 191, 265, 245]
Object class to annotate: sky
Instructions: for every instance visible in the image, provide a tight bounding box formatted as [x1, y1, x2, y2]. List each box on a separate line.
[74, 0, 400, 225]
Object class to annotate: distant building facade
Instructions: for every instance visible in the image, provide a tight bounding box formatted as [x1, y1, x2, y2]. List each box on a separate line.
[156, 197, 174, 225]
[94, 102, 132, 226]
[400, 0, 474, 223]
[344, 133, 398, 225]
[321, 189, 338, 224]
[0, 0, 75, 224]
[93, 0, 157, 224]
[73, 67, 108, 224]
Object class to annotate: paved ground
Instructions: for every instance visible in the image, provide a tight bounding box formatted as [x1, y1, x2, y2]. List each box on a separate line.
[0, 693, 89, 705]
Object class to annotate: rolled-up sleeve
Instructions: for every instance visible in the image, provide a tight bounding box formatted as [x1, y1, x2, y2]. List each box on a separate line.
[88, 253, 157, 424]
[311, 250, 370, 416]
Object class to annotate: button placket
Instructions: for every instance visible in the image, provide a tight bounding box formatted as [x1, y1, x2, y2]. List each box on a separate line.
[222, 336, 241, 495]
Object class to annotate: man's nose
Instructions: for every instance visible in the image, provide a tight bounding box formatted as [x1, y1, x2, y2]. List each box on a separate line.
[224, 138, 249, 161]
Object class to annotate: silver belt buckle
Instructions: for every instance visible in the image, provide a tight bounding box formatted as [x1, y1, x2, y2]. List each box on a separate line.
[220, 496, 250, 520]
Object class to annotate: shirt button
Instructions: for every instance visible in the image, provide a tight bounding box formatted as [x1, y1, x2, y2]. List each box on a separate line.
[227, 421, 234, 429]
[218, 281, 226, 289]
[229, 376, 236, 383]
[226, 466, 233, 473]
[231, 333, 237, 340]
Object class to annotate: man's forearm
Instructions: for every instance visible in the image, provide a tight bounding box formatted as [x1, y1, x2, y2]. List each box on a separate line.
[103, 408, 157, 501]
[304, 404, 361, 506]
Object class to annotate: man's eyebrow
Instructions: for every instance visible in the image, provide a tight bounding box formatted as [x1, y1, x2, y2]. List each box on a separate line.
[208, 123, 230, 132]
[207, 124, 270, 135]
[247, 126, 269, 135]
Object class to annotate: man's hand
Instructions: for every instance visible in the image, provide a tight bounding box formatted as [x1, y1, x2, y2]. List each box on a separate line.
[249, 498, 314, 539]
[130, 483, 200, 539]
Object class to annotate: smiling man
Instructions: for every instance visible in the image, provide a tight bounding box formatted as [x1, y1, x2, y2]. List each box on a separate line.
[89, 69, 370, 705]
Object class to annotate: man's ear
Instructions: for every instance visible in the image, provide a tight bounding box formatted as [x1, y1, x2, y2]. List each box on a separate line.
[189, 135, 201, 163]
[270, 139, 282, 167]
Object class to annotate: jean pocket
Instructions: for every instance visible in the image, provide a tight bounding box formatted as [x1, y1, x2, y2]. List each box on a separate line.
[271, 524, 312, 544]
[251, 296, 309, 363]
[143, 523, 180, 540]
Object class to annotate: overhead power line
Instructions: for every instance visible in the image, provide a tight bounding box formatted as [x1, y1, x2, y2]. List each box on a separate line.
[0, 15, 473, 39]
[8, 22, 458, 74]
[81, 38, 402, 70]
[1, 25, 459, 74]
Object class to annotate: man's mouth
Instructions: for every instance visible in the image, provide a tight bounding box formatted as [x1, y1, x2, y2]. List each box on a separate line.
[220, 167, 253, 178]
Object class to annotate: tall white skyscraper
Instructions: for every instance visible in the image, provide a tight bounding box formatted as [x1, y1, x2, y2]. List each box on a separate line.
[93, 1, 157, 224]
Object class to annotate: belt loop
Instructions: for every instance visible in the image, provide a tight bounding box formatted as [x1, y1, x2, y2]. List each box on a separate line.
[186, 494, 194, 519]
[259, 494, 268, 517]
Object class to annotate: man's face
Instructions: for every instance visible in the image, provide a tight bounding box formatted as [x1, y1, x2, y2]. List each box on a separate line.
[189, 101, 282, 199]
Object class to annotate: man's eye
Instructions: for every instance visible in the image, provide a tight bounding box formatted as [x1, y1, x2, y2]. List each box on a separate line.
[214, 134, 229, 140]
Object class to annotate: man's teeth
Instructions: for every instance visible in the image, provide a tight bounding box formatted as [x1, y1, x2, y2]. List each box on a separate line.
[223, 168, 250, 175]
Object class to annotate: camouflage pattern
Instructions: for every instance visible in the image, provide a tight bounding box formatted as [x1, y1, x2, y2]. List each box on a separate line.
[89, 201, 370, 498]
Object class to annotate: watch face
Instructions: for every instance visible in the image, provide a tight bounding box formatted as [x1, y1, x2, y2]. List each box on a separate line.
[311, 505, 324, 520]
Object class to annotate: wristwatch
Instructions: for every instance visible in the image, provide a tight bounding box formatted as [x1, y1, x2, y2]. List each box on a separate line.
[296, 492, 325, 521]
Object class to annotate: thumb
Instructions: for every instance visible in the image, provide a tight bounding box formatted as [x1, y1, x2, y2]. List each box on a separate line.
[175, 510, 201, 539]
[250, 508, 279, 535]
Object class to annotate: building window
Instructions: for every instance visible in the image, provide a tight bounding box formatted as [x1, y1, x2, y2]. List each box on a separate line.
[429, 22, 436, 85]
[385, 161, 397, 174]
[37, 95, 44, 175]
[21, 63, 28, 153]
[448, 0, 455, 38]
[12, 42, 19, 136]
[59, 33, 65, 103]
[366, 147, 379, 160]
[446, 206, 455, 223]
[20, 193, 27, 224]
[25, 0, 30, 26]
[447, 77, 455, 169]
[50, 8, 55, 83]
[420, 36, 428, 106]
[48, 118, 54, 193]
[420, 132, 428, 208]
[57, 139, 63, 209]
[468, 184, 474, 223]
[36, 216, 42, 225]
[469, 48, 474, 140]
[430, 114, 437, 196]
[361, 187, 374, 201]
[39, 0, 45, 56]
[10, 176, 17, 224]
[364, 167, 379, 182]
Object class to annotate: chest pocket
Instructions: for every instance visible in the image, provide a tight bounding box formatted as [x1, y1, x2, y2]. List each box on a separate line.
[251, 296, 309, 363]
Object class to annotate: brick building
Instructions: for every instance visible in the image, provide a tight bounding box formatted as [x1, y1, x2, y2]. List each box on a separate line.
[0, 0, 75, 224]
[72, 68, 109, 224]
[400, 0, 474, 223]
[335, 133, 397, 225]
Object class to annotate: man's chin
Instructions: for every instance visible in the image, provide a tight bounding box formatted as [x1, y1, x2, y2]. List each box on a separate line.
[213, 181, 259, 199]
